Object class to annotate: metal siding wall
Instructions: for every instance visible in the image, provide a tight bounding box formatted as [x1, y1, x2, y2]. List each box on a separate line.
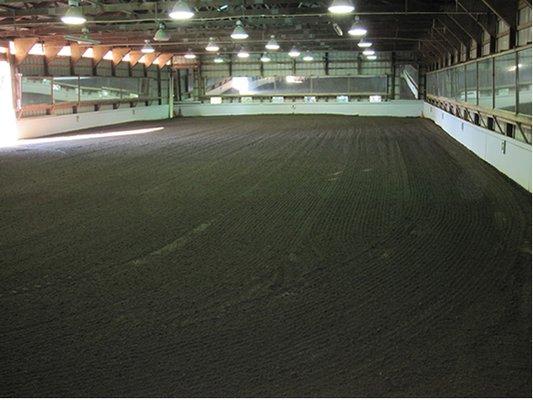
[200, 51, 397, 78]
[497, 19, 511, 52]
[115, 62, 130, 77]
[263, 52, 292, 77]
[482, 31, 492, 56]
[48, 57, 71, 76]
[232, 60, 261, 76]
[518, 3, 532, 46]
[75, 58, 93, 76]
[96, 60, 113, 76]
[131, 64, 145, 77]
[19, 55, 45, 76]
[147, 66, 158, 79]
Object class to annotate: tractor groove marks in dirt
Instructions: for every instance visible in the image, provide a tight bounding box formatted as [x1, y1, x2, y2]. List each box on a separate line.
[129, 219, 216, 267]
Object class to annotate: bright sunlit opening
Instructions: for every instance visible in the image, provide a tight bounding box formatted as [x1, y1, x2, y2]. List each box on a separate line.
[103, 50, 113, 60]
[29, 43, 44, 56]
[14, 127, 165, 146]
[286, 76, 304, 84]
[82, 48, 94, 58]
[57, 46, 72, 57]
[0, 61, 18, 145]
[231, 77, 250, 94]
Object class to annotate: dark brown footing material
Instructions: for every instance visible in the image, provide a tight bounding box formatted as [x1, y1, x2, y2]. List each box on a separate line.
[0, 115, 530, 397]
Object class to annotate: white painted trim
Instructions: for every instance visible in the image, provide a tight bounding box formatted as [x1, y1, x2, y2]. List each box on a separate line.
[423, 102, 532, 192]
[176, 100, 424, 118]
[16, 105, 170, 139]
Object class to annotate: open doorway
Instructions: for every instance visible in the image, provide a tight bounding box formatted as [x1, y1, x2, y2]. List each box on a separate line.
[0, 60, 17, 143]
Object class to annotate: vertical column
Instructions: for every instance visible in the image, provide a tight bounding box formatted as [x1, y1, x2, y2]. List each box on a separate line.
[390, 52, 396, 100]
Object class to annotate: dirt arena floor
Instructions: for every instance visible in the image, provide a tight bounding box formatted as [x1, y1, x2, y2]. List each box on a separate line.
[0, 115, 530, 397]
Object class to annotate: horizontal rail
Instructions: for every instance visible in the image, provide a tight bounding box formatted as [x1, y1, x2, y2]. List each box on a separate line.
[426, 94, 531, 144]
[202, 92, 389, 98]
[19, 97, 163, 116]
[427, 94, 531, 126]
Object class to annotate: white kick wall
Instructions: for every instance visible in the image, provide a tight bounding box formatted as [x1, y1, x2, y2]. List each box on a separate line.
[423, 102, 532, 192]
[176, 100, 424, 117]
[16, 104, 170, 139]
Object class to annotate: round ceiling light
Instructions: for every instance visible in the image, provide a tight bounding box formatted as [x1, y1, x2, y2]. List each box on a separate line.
[153, 23, 170, 42]
[358, 40, 372, 48]
[205, 38, 220, 52]
[328, 0, 355, 14]
[169, 0, 194, 20]
[265, 35, 280, 50]
[288, 46, 300, 58]
[237, 47, 250, 58]
[141, 40, 155, 54]
[348, 22, 367, 37]
[231, 20, 249, 40]
[184, 49, 196, 59]
[61, 2, 86, 25]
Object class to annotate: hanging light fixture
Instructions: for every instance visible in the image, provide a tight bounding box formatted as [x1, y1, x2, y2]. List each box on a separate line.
[303, 52, 313, 62]
[237, 47, 250, 58]
[184, 49, 196, 59]
[231, 20, 249, 40]
[141, 40, 155, 54]
[153, 23, 170, 42]
[358, 40, 372, 48]
[332, 23, 344, 37]
[362, 49, 375, 56]
[328, 0, 354, 14]
[169, 0, 194, 20]
[288, 46, 300, 58]
[61, 0, 87, 25]
[205, 37, 220, 52]
[214, 55, 225, 63]
[265, 35, 280, 51]
[260, 53, 271, 62]
[348, 18, 367, 37]
[366, 55, 377, 60]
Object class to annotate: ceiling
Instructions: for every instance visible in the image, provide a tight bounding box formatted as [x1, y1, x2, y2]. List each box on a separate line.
[0, 0, 524, 61]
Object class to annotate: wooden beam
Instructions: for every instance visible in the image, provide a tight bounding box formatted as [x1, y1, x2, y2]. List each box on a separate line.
[70, 43, 84, 63]
[43, 42, 64, 62]
[155, 53, 173, 68]
[111, 47, 130, 65]
[128, 50, 143, 67]
[13, 37, 38, 65]
[142, 52, 159, 67]
[92, 45, 110, 65]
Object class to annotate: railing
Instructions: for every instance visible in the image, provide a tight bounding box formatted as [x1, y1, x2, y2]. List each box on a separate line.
[15, 75, 168, 117]
[203, 75, 390, 98]
[426, 94, 531, 144]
